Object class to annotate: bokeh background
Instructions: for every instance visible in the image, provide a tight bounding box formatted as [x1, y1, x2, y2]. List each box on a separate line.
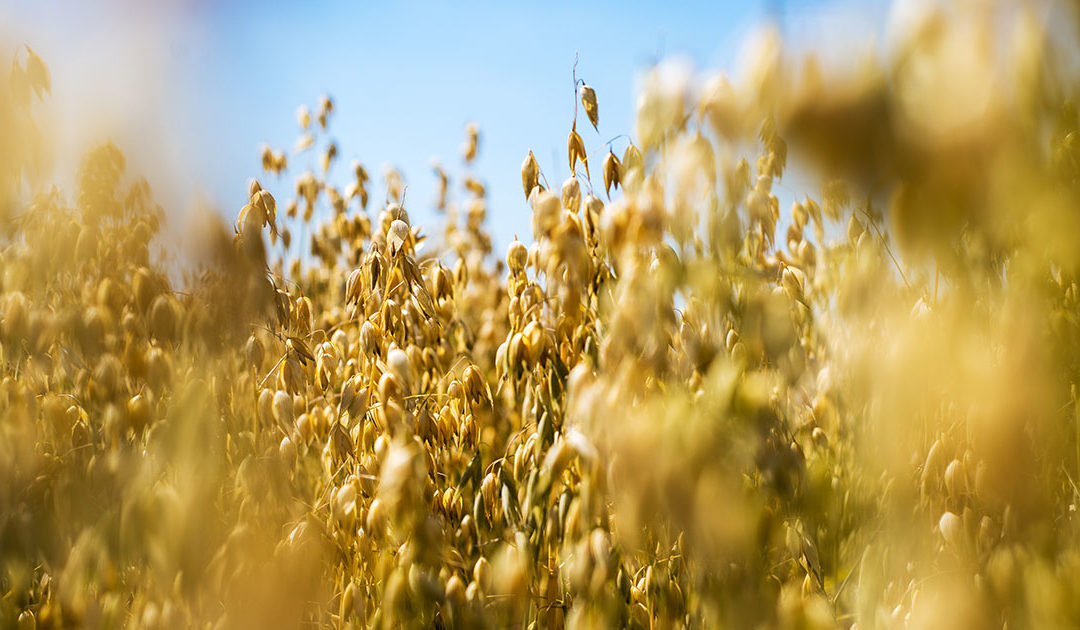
[1, 0, 887, 248]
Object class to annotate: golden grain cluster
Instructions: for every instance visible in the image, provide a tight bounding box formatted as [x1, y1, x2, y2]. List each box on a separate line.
[4, 2, 1080, 628]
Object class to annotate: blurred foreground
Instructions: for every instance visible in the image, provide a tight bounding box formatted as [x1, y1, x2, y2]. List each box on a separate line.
[4, 2, 1080, 628]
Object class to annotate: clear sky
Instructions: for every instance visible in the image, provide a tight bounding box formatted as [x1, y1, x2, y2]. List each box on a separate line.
[2, 0, 888, 254]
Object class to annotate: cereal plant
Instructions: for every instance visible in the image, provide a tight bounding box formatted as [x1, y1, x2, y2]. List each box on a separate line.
[3, 2, 1080, 628]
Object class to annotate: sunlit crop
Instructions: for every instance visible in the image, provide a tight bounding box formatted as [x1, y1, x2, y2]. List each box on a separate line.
[4, 2, 1080, 628]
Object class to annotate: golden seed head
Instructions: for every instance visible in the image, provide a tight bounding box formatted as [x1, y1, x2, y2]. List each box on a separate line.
[388, 219, 410, 257]
[568, 127, 589, 178]
[507, 238, 528, 274]
[386, 346, 414, 390]
[602, 150, 622, 199]
[531, 190, 561, 238]
[273, 389, 294, 425]
[561, 176, 581, 213]
[17, 610, 35, 630]
[939, 511, 963, 548]
[580, 84, 599, 131]
[279, 435, 297, 465]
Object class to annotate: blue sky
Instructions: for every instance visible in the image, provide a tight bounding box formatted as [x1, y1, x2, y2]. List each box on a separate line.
[183, 0, 765, 249]
[3, 0, 888, 255]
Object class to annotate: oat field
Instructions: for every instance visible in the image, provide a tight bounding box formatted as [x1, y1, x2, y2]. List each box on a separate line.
[3, 2, 1080, 629]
